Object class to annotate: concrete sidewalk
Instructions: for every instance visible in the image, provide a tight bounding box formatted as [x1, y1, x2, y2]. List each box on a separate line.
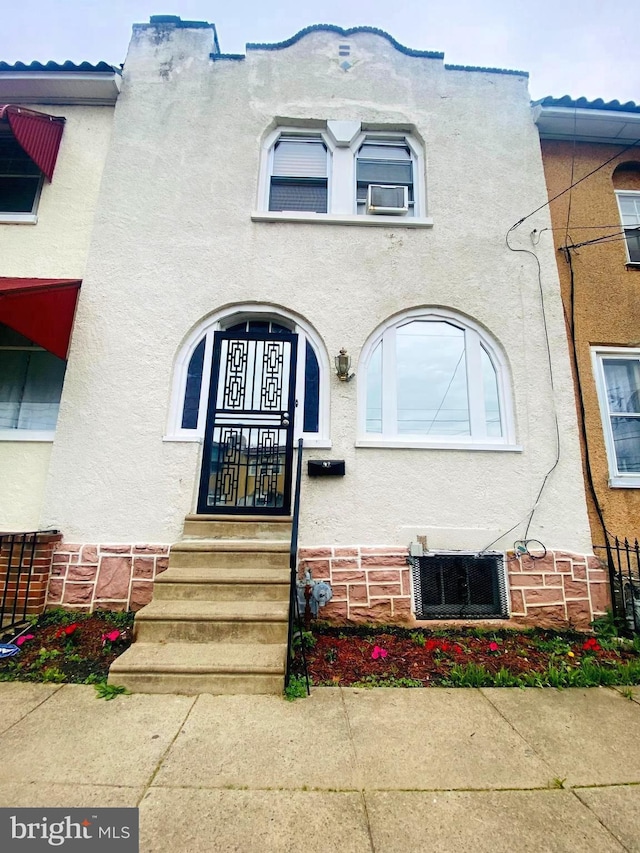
[1, 685, 640, 851]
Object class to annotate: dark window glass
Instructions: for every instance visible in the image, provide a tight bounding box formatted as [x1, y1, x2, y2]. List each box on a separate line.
[269, 180, 328, 213]
[303, 341, 320, 433]
[0, 133, 42, 213]
[625, 231, 640, 263]
[181, 338, 206, 429]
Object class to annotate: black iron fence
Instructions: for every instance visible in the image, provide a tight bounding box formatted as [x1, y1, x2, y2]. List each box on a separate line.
[0, 531, 43, 634]
[594, 537, 640, 633]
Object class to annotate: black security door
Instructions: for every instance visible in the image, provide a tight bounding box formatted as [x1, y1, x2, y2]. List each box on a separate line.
[197, 330, 298, 515]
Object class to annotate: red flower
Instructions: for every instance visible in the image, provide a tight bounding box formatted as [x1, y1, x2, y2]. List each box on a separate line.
[453, 645, 464, 654]
[582, 637, 601, 652]
[55, 623, 80, 639]
[371, 645, 388, 660]
[489, 641, 500, 652]
[15, 634, 34, 647]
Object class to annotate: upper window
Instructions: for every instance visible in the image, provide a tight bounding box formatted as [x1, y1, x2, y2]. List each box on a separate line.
[593, 348, 640, 487]
[356, 139, 414, 216]
[269, 136, 328, 213]
[255, 123, 431, 226]
[616, 192, 640, 264]
[0, 323, 66, 435]
[0, 129, 43, 216]
[359, 310, 515, 449]
[613, 163, 640, 265]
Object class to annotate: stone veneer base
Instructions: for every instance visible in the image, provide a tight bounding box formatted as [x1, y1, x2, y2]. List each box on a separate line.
[47, 544, 170, 612]
[46, 543, 611, 632]
[297, 546, 611, 632]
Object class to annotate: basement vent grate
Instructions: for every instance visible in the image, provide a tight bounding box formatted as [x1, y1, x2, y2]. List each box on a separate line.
[410, 552, 509, 620]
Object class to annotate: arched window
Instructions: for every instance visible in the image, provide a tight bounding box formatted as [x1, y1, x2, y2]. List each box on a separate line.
[358, 309, 515, 449]
[167, 306, 330, 447]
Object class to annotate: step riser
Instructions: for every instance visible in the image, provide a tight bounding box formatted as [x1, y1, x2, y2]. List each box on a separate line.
[108, 672, 284, 695]
[153, 582, 289, 601]
[135, 620, 288, 644]
[169, 552, 289, 570]
[183, 520, 291, 540]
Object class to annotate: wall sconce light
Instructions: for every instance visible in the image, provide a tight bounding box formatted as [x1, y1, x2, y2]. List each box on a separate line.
[335, 347, 355, 382]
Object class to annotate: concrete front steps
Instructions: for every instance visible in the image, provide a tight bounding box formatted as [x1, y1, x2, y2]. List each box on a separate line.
[109, 515, 292, 695]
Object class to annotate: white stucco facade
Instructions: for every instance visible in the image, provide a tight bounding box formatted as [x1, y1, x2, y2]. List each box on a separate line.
[0, 99, 116, 532]
[39, 21, 592, 560]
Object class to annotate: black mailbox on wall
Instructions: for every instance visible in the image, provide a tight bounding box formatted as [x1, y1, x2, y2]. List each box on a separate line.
[308, 460, 346, 477]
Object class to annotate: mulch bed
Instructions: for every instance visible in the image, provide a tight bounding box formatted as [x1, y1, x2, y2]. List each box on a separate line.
[297, 625, 640, 686]
[0, 610, 134, 684]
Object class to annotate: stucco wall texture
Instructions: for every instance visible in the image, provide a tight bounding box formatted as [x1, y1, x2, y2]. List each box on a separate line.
[0, 105, 115, 532]
[40, 24, 592, 558]
[541, 140, 640, 542]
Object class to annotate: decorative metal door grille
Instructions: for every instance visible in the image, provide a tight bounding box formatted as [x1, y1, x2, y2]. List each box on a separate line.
[198, 331, 298, 515]
[410, 553, 508, 619]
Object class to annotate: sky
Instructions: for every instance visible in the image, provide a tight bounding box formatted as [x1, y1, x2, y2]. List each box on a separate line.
[0, 0, 638, 103]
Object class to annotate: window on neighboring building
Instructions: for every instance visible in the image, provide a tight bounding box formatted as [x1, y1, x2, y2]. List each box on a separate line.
[616, 192, 640, 264]
[360, 310, 513, 447]
[613, 162, 640, 265]
[593, 348, 640, 486]
[0, 128, 43, 215]
[356, 138, 414, 216]
[268, 136, 328, 213]
[0, 323, 66, 433]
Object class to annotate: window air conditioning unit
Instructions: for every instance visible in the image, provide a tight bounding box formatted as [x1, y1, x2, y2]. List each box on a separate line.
[366, 184, 409, 215]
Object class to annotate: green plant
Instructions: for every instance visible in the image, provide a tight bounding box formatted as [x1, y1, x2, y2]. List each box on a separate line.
[41, 666, 66, 683]
[591, 610, 620, 639]
[292, 630, 316, 652]
[619, 686, 635, 700]
[352, 674, 423, 688]
[83, 673, 102, 685]
[284, 675, 308, 701]
[409, 631, 426, 647]
[551, 777, 567, 789]
[100, 610, 135, 630]
[493, 667, 522, 687]
[324, 647, 338, 663]
[94, 681, 129, 700]
[445, 663, 491, 687]
[30, 648, 61, 670]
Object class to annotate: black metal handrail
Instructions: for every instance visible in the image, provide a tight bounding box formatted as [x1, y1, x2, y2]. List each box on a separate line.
[285, 438, 310, 693]
[594, 536, 640, 633]
[0, 531, 41, 634]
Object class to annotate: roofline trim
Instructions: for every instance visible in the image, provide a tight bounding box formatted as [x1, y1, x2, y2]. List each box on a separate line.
[445, 63, 528, 77]
[246, 24, 444, 59]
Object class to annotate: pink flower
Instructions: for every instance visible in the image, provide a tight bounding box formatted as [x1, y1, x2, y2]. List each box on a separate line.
[101, 630, 121, 645]
[489, 641, 499, 652]
[15, 634, 34, 647]
[371, 645, 388, 660]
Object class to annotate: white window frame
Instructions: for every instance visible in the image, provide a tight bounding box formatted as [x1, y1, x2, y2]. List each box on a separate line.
[356, 308, 518, 450]
[352, 132, 423, 219]
[0, 338, 61, 442]
[615, 190, 640, 266]
[592, 346, 640, 487]
[0, 126, 43, 225]
[252, 122, 433, 229]
[165, 304, 331, 447]
[257, 127, 334, 215]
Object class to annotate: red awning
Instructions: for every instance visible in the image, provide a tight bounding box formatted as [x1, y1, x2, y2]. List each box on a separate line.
[0, 105, 65, 181]
[0, 278, 81, 359]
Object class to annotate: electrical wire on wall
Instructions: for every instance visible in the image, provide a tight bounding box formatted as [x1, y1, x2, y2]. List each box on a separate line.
[479, 133, 640, 558]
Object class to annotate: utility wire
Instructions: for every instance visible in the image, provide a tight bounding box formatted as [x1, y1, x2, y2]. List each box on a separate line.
[510, 136, 640, 231]
[563, 109, 578, 248]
